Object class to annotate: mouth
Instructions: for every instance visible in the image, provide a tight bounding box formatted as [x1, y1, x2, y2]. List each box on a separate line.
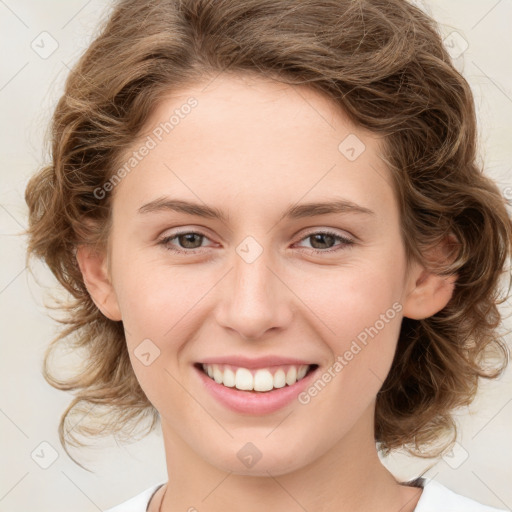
[194, 362, 319, 393]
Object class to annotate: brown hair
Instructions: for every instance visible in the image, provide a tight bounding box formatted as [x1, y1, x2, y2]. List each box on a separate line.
[24, 0, 512, 467]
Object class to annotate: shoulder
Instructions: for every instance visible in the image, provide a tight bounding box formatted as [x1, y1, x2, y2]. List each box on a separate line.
[412, 477, 509, 512]
[104, 483, 165, 512]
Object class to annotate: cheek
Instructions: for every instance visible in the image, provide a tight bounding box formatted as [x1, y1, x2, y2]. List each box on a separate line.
[116, 266, 199, 407]
[292, 260, 404, 393]
[113, 258, 213, 337]
[296, 261, 404, 341]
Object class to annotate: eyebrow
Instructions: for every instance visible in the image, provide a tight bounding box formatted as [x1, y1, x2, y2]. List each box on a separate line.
[137, 197, 375, 221]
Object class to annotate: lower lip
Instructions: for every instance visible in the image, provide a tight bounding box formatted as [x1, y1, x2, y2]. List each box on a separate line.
[194, 365, 319, 415]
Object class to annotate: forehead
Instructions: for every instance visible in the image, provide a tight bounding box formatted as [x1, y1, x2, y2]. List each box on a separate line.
[112, 73, 396, 222]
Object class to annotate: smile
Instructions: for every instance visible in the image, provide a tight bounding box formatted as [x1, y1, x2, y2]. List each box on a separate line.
[194, 361, 320, 414]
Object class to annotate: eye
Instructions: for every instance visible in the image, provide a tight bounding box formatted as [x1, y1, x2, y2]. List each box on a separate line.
[158, 230, 213, 253]
[295, 230, 355, 254]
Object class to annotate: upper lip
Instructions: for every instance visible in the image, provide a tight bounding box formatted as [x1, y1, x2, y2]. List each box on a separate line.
[197, 356, 317, 369]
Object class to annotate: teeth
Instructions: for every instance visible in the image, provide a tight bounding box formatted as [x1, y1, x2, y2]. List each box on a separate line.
[273, 369, 286, 388]
[236, 368, 253, 390]
[223, 368, 236, 387]
[201, 363, 312, 392]
[297, 365, 308, 380]
[213, 366, 223, 384]
[285, 366, 297, 386]
[253, 369, 274, 392]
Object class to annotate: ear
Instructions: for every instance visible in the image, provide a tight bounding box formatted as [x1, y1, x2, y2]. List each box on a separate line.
[402, 234, 459, 320]
[75, 243, 122, 321]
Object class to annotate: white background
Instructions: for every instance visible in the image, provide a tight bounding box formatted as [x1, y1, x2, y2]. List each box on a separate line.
[1, 1, 511, 510]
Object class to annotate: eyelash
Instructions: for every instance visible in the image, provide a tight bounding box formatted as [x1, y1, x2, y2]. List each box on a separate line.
[157, 229, 355, 255]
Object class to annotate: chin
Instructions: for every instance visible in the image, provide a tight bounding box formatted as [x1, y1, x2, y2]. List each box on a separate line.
[198, 437, 315, 477]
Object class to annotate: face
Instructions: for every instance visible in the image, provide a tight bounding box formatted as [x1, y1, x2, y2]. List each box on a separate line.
[85, 73, 438, 477]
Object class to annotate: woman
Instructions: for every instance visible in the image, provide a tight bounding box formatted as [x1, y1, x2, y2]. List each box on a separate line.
[24, 0, 512, 510]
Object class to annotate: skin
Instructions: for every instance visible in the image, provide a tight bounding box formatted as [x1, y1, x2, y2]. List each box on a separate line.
[77, 73, 456, 512]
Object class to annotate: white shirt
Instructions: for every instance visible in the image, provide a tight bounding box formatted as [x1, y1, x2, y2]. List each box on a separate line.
[104, 477, 509, 512]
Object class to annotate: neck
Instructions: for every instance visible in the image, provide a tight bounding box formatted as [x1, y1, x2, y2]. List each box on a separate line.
[157, 405, 422, 512]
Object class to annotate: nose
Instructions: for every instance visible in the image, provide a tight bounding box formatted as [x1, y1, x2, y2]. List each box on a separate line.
[214, 249, 293, 340]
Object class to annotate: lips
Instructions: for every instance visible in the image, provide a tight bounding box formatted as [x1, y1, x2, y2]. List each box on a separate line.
[194, 364, 320, 416]
[198, 355, 317, 369]
[194, 360, 320, 414]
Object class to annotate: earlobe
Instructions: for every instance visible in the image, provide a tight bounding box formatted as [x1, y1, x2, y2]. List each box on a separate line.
[75, 244, 122, 321]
